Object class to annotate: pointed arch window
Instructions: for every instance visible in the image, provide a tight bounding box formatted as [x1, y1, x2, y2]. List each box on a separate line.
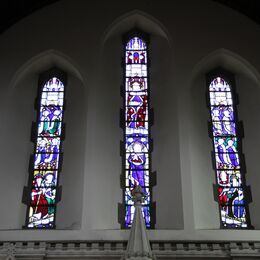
[206, 69, 252, 228]
[24, 68, 66, 228]
[120, 31, 156, 228]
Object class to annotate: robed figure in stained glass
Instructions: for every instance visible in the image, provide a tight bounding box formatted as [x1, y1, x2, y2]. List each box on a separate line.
[26, 73, 66, 229]
[122, 34, 153, 228]
[208, 73, 251, 228]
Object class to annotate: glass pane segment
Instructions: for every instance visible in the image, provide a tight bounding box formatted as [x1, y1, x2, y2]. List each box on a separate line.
[126, 37, 147, 50]
[210, 91, 233, 106]
[212, 121, 236, 136]
[126, 51, 147, 64]
[27, 206, 55, 228]
[216, 170, 242, 187]
[126, 64, 147, 77]
[42, 77, 64, 92]
[41, 92, 64, 106]
[126, 77, 147, 91]
[125, 170, 150, 187]
[125, 205, 151, 228]
[209, 77, 231, 91]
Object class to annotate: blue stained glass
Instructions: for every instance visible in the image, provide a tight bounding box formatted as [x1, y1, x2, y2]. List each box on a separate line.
[27, 77, 65, 228]
[126, 37, 146, 50]
[209, 77, 231, 91]
[39, 106, 63, 121]
[125, 205, 150, 228]
[126, 170, 150, 187]
[123, 36, 152, 228]
[36, 137, 61, 153]
[209, 76, 249, 228]
[212, 121, 236, 136]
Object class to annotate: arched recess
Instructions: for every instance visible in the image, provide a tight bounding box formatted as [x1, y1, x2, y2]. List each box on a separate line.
[189, 48, 260, 229]
[96, 10, 183, 229]
[9, 49, 86, 91]
[102, 9, 172, 47]
[0, 50, 87, 230]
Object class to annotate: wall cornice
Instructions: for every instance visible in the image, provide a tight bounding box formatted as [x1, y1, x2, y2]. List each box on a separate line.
[1, 241, 260, 259]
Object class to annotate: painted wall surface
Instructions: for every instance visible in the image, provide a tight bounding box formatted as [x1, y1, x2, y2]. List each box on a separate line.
[0, 0, 260, 241]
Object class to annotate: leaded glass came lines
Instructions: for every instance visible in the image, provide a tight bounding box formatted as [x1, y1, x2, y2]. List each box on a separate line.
[124, 36, 151, 228]
[27, 77, 64, 228]
[208, 76, 250, 228]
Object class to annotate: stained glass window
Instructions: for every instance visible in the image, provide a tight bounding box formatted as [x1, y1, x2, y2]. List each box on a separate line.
[207, 71, 252, 228]
[25, 70, 66, 228]
[122, 33, 154, 228]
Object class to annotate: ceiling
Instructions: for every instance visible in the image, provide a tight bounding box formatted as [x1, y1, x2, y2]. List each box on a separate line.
[0, 0, 260, 34]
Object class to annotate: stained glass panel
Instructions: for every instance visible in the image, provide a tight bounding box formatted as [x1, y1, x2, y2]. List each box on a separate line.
[27, 77, 65, 228]
[208, 76, 250, 228]
[123, 36, 151, 228]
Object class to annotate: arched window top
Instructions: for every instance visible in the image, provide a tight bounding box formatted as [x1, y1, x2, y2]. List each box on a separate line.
[42, 77, 64, 92]
[209, 77, 231, 92]
[41, 77, 65, 109]
[126, 37, 147, 50]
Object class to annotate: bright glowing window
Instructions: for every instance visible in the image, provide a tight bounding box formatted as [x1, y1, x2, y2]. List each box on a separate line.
[122, 33, 154, 228]
[25, 69, 66, 228]
[207, 70, 252, 228]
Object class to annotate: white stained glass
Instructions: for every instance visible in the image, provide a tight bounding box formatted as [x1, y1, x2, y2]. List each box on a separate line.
[126, 78, 147, 91]
[217, 170, 242, 187]
[209, 77, 231, 91]
[125, 64, 147, 77]
[41, 92, 64, 106]
[43, 77, 64, 92]
[210, 91, 233, 106]
[125, 153, 149, 169]
[125, 124, 149, 135]
[126, 141, 149, 153]
[126, 37, 146, 50]
[125, 137, 149, 150]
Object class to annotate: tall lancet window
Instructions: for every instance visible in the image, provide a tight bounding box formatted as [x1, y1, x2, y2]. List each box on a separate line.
[120, 31, 155, 228]
[206, 69, 252, 228]
[23, 68, 66, 228]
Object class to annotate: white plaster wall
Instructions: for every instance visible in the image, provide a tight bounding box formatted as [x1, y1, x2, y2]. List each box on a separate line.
[0, 0, 259, 241]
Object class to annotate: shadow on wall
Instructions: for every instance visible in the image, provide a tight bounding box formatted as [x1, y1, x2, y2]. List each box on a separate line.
[190, 48, 260, 229]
